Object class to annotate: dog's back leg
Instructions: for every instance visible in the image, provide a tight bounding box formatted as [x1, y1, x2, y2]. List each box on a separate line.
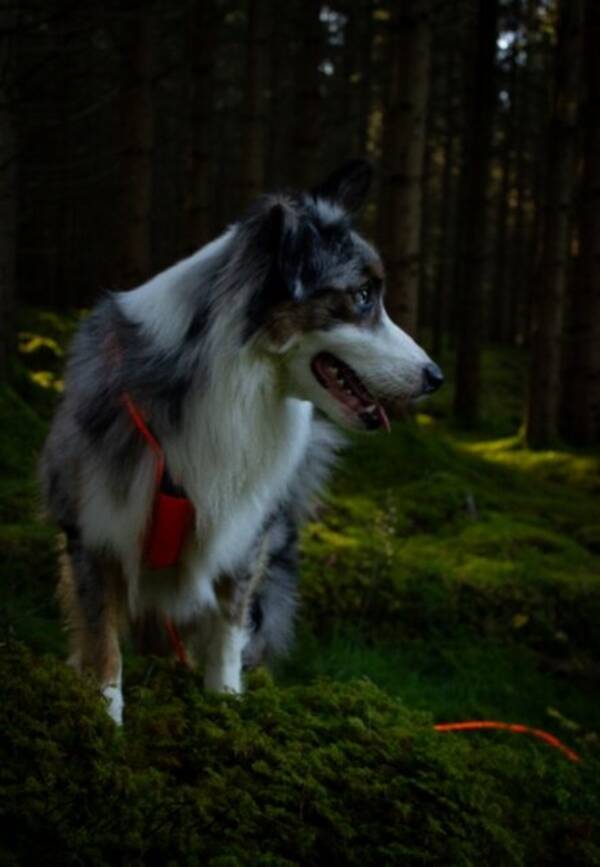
[58, 533, 126, 724]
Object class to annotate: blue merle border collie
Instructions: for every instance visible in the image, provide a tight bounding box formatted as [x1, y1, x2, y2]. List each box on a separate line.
[40, 161, 442, 724]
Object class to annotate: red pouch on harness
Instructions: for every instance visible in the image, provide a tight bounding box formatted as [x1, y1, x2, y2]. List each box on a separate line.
[144, 492, 195, 570]
[121, 392, 195, 570]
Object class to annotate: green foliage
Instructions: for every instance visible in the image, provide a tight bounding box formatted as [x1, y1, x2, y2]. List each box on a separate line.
[280, 630, 600, 743]
[0, 386, 47, 479]
[0, 523, 62, 654]
[1, 641, 598, 867]
[0, 385, 59, 651]
[9, 308, 83, 419]
[300, 422, 600, 668]
[2, 323, 599, 866]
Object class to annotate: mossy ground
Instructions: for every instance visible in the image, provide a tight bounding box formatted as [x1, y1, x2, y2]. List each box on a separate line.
[1, 317, 599, 865]
[2, 641, 598, 867]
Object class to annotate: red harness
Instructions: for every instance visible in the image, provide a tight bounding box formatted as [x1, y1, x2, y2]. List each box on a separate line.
[122, 393, 193, 666]
[122, 393, 195, 571]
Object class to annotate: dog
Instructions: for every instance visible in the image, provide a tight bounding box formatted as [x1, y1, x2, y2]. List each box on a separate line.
[39, 160, 443, 724]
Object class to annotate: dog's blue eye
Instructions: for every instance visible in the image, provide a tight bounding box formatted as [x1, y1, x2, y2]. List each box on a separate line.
[353, 283, 373, 311]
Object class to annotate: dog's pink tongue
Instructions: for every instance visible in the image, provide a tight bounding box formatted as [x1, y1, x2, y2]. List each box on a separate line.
[377, 403, 391, 433]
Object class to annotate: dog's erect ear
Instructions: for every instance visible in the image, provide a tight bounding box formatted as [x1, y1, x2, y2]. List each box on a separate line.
[311, 159, 373, 213]
[256, 199, 308, 301]
[259, 200, 297, 255]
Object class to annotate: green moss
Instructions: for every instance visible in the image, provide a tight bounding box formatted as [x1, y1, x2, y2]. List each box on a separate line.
[0, 524, 62, 653]
[1, 642, 598, 867]
[460, 436, 600, 494]
[0, 477, 39, 523]
[0, 386, 46, 477]
[279, 630, 600, 736]
[0, 379, 59, 648]
[300, 424, 600, 667]
[0, 523, 57, 584]
[575, 524, 600, 554]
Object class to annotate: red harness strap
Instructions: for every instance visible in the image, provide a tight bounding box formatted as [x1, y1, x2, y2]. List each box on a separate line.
[164, 616, 191, 667]
[122, 392, 193, 666]
[122, 393, 164, 487]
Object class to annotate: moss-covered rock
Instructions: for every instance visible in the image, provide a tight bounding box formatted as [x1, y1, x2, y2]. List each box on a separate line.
[0, 642, 598, 867]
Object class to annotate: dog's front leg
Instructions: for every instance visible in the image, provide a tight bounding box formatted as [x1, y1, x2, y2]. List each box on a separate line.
[204, 542, 268, 692]
[203, 612, 248, 693]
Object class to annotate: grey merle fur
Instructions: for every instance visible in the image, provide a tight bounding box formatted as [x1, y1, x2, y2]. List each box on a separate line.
[40, 160, 378, 679]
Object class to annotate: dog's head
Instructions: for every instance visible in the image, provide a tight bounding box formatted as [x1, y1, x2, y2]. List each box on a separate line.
[242, 160, 443, 432]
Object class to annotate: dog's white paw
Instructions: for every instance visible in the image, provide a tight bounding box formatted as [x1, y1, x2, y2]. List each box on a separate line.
[204, 623, 247, 694]
[102, 684, 124, 725]
[204, 669, 243, 694]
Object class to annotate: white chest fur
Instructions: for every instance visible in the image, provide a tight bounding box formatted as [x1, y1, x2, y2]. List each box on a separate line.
[160, 366, 313, 616]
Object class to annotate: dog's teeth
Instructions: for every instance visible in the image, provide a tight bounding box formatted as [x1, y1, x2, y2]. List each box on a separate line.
[365, 404, 376, 413]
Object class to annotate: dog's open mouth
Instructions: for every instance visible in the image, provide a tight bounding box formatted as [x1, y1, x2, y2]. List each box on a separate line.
[311, 351, 391, 432]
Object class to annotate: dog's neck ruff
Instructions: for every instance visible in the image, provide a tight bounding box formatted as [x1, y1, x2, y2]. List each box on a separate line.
[122, 392, 195, 571]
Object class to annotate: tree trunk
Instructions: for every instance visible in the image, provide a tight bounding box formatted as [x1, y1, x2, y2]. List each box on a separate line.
[525, 0, 585, 448]
[184, 0, 216, 251]
[356, 0, 374, 157]
[560, 0, 600, 446]
[240, 0, 270, 206]
[491, 42, 518, 345]
[511, 0, 548, 346]
[292, 0, 322, 188]
[379, 0, 432, 335]
[452, 0, 498, 427]
[267, 0, 293, 187]
[509, 61, 532, 346]
[0, 8, 17, 380]
[115, 9, 155, 289]
[432, 39, 460, 358]
[336, 0, 374, 160]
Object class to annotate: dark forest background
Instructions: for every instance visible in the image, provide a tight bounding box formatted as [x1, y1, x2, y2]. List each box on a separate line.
[0, 0, 598, 447]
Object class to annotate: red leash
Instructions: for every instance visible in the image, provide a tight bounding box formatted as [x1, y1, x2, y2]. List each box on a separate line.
[434, 719, 581, 763]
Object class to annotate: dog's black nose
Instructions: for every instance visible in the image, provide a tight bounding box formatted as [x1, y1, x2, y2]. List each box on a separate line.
[422, 362, 444, 394]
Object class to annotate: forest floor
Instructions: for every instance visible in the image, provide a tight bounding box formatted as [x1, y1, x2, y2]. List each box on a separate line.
[1, 313, 599, 865]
